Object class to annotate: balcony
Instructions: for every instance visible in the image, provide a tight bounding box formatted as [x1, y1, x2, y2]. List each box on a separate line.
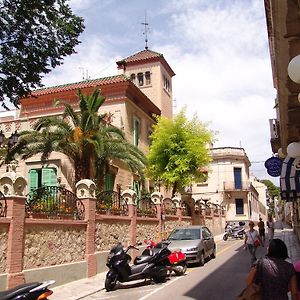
[223, 181, 251, 191]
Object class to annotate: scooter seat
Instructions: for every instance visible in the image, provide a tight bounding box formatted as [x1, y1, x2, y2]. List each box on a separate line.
[134, 255, 152, 265]
[0, 282, 41, 300]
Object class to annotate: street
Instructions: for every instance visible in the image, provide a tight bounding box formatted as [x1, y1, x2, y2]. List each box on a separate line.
[76, 238, 266, 300]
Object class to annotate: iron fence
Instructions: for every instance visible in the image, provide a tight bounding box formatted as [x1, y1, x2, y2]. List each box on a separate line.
[96, 191, 128, 216]
[137, 196, 157, 218]
[26, 186, 85, 220]
[162, 198, 176, 215]
[181, 202, 192, 216]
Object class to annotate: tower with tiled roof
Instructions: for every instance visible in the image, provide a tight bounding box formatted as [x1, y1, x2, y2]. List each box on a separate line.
[116, 49, 175, 119]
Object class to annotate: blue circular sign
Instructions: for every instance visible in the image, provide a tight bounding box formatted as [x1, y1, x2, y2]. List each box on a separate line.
[264, 157, 282, 177]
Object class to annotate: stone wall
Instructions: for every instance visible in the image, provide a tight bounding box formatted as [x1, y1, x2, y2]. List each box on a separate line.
[0, 227, 8, 273]
[164, 219, 180, 233]
[95, 220, 130, 251]
[23, 225, 85, 269]
[136, 220, 159, 242]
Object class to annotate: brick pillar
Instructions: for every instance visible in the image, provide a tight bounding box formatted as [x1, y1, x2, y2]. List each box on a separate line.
[151, 192, 163, 237]
[81, 197, 96, 277]
[76, 179, 97, 278]
[122, 189, 137, 246]
[6, 196, 26, 289]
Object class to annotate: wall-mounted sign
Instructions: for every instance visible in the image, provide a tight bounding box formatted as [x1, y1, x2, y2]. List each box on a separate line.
[264, 157, 282, 177]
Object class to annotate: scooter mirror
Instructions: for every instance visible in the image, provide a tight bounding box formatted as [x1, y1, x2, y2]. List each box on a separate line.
[137, 242, 143, 246]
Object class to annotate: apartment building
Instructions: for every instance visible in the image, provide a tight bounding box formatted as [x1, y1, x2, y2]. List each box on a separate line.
[191, 147, 268, 223]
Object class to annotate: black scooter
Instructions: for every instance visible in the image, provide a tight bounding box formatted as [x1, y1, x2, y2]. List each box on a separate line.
[105, 242, 171, 291]
[0, 280, 55, 300]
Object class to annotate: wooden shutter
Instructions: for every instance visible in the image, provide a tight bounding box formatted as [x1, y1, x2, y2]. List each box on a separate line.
[28, 169, 39, 191]
[105, 172, 115, 191]
[42, 168, 57, 187]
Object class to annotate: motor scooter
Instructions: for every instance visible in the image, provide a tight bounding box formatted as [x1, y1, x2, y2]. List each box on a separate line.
[134, 240, 187, 276]
[105, 242, 171, 292]
[0, 280, 55, 300]
[223, 224, 245, 241]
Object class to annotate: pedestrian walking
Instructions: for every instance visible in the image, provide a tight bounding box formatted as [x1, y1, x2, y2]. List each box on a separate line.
[267, 216, 275, 241]
[258, 217, 265, 242]
[244, 221, 264, 266]
[245, 239, 298, 300]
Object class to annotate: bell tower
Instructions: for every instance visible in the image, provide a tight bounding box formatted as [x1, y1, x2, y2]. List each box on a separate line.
[116, 49, 175, 119]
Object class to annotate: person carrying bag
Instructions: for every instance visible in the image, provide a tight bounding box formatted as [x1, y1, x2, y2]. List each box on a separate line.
[240, 239, 298, 300]
[244, 221, 264, 266]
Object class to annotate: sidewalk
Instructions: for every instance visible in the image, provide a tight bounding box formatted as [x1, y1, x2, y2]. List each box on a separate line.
[50, 227, 300, 300]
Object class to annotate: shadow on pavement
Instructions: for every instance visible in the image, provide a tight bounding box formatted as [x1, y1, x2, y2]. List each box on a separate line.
[183, 244, 254, 300]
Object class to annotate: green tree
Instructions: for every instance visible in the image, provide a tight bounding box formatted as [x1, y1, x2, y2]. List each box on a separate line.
[147, 108, 214, 197]
[7, 89, 147, 189]
[260, 179, 280, 198]
[0, 0, 85, 109]
[260, 179, 280, 217]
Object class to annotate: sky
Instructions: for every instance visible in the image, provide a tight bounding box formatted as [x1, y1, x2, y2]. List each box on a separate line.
[41, 0, 278, 184]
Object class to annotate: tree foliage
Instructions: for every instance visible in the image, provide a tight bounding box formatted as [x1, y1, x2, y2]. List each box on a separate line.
[0, 0, 85, 109]
[260, 179, 280, 199]
[7, 89, 147, 189]
[147, 109, 214, 196]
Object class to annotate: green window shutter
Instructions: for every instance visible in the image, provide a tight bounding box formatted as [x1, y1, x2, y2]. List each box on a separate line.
[133, 119, 139, 146]
[133, 180, 140, 203]
[42, 168, 57, 187]
[28, 169, 38, 191]
[105, 172, 115, 191]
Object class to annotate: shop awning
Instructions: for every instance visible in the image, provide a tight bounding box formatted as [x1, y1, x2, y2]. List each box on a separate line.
[280, 156, 300, 200]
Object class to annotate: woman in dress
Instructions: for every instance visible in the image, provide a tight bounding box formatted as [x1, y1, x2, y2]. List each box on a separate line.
[244, 221, 264, 266]
[246, 239, 298, 300]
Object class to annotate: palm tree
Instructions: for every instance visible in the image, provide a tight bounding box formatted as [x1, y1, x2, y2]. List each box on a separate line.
[8, 89, 147, 189]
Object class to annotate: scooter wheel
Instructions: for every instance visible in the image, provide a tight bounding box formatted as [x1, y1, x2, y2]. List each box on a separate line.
[105, 277, 117, 292]
[223, 234, 228, 241]
[173, 262, 187, 276]
[152, 275, 167, 283]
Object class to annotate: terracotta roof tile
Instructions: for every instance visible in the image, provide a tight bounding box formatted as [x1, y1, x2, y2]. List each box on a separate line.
[31, 75, 129, 96]
[117, 49, 175, 76]
[117, 49, 162, 64]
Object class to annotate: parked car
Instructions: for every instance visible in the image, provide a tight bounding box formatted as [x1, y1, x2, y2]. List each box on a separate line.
[165, 226, 216, 266]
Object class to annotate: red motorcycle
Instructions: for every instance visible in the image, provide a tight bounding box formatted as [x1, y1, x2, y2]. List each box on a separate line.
[134, 239, 187, 276]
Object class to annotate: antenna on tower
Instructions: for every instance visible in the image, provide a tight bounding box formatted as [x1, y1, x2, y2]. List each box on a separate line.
[141, 11, 149, 50]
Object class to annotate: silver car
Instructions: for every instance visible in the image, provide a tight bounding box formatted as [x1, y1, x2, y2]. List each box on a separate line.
[166, 226, 216, 266]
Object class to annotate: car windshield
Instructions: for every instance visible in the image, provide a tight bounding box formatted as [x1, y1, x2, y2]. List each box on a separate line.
[167, 228, 201, 240]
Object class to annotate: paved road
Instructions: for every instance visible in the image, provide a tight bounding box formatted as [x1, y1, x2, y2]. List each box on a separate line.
[73, 238, 265, 300]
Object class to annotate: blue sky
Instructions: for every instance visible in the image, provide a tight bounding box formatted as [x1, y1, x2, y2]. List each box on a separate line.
[41, 0, 277, 184]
